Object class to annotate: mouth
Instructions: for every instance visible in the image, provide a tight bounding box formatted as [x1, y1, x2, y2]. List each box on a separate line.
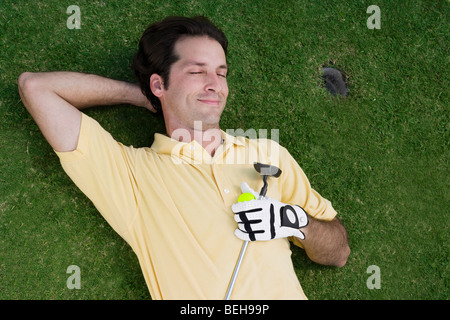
[197, 99, 221, 106]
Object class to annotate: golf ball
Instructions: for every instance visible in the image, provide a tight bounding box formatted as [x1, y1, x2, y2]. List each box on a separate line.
[237, 192, 256, 202]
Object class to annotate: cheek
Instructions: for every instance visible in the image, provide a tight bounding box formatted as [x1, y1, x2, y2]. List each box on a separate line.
[222, 84, 229, 99]
[175, 77, 204, 95]
[166, 78, 195, 98]
[219, 78, 229, 94]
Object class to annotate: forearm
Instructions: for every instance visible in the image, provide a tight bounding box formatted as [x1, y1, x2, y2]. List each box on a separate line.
[18, 71, 151, 152]
[19, 71, 147, 109]
[299, 217, 350, 267]
[232, 193, 350, 267]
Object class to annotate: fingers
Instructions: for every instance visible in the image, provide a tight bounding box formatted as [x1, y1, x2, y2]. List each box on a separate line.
[233, 201, 261, 242]
[234, 228, 267, 242]
[232, 200, 275, 241]
[233, 205, 264, 240]
[240, 182, 271, 200]
[240, 182, 259, 198]
[234, 228, 250, 241]
[145, 102, 158, 113]
[232, 197, 310, 242]
[291, 229, 306, 240]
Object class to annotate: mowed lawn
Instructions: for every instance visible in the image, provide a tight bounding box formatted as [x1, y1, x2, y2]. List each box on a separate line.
[0, 0, 448, 299]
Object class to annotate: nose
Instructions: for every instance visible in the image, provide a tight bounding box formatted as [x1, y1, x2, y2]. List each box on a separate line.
[204, 73, 223, 93]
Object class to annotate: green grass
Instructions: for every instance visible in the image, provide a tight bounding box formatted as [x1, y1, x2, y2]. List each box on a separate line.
[0, 0, 448, 299]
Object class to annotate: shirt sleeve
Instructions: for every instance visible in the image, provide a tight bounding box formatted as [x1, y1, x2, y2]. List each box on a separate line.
[55, 113, 139, 241]
[278, 146, 338, 221]
[277, 146, 338, 248]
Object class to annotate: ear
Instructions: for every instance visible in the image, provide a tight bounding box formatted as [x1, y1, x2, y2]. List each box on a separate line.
[150, 74, 164, 97]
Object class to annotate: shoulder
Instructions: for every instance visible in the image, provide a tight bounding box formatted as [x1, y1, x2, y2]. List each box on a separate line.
[224, 129, 291, 167]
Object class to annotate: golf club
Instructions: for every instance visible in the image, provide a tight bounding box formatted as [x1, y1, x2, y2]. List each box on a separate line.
[225, 162, 282, 300]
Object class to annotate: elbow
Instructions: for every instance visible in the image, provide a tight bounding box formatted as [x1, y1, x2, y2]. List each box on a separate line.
[18, 72, 34, 91]
[18, 72, 40, 109]
[18, 72, 41, 93]
[307, 244, 350, 268]
[333, 219, 350, 268]
[335, 245, 350, 268]
[18, 72, 34, 100]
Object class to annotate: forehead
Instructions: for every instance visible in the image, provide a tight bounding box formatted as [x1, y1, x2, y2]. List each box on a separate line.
[174, 36, 227, 67]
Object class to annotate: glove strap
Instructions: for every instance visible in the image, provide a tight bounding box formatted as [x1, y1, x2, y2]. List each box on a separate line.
[280, 205, 301, 229]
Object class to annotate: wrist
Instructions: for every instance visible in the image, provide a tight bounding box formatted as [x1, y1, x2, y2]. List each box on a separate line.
[125, 82, 156, 112]
[295, 214, 323, 243]
[282, 205, 308, 240]
[120, 82, 143, 105]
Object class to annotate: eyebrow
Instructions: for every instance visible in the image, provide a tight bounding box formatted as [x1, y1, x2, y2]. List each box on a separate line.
[183, 60, 228, 70]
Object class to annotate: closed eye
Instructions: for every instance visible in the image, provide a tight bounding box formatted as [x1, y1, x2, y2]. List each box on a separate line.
[190, 71, 227, 78]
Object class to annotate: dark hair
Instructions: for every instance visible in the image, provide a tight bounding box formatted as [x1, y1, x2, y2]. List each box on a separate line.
[132, 16, 228, 114]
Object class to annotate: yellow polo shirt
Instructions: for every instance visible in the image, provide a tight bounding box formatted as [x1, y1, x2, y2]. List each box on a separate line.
[55, 113, 337, 300]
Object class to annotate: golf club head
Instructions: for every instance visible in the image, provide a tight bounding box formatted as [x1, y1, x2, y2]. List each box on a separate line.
[253, 162, 282, 177]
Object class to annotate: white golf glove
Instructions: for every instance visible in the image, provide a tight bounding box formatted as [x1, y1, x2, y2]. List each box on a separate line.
[232, 183, 309, 241]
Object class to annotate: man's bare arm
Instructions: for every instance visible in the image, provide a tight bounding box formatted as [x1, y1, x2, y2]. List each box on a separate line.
[299, 217, 350, 267]
[18, 71, 154, 152]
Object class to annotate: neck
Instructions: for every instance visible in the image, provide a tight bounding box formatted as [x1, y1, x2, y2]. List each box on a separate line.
[166, 121, 223, 157]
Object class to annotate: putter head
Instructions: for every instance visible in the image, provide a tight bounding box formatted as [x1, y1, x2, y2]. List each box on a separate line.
[253, 162, 282, 177]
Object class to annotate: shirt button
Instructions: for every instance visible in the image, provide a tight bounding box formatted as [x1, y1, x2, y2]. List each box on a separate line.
[224, 188, 230, 194]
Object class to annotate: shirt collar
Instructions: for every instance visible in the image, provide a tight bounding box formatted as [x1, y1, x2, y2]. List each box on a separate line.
[150, 130, 246, 163]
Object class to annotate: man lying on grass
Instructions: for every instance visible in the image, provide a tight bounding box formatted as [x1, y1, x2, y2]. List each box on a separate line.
[18, 16, 349, 299]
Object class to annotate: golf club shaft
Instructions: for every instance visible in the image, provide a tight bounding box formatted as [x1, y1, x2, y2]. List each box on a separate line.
[225, 240, 248, 300]
[225, 194, 264, 300]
